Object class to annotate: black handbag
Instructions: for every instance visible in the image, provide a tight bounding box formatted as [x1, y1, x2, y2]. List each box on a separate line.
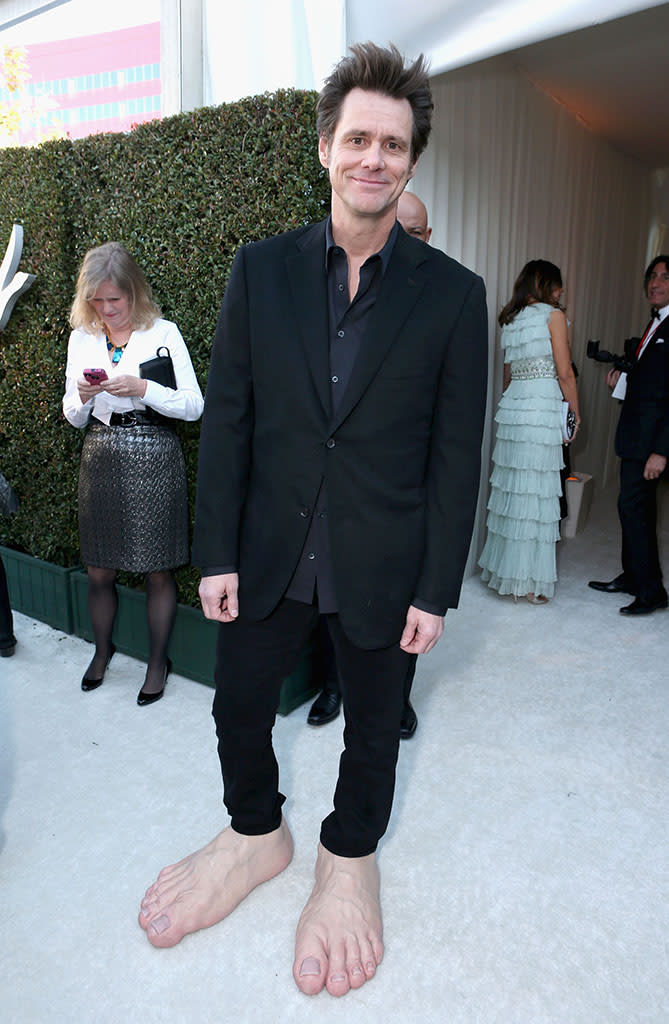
[139, 346, 177, 390]
[0, 470, 19, 516]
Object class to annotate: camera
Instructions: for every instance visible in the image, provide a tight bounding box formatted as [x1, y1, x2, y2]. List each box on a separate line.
[586, 338, 637, 375]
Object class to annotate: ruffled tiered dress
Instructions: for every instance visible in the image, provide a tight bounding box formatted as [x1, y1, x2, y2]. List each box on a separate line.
[479, 302, 563, 598]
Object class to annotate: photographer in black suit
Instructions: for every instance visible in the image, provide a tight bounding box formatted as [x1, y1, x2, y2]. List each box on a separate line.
[589, 255, 669, 614]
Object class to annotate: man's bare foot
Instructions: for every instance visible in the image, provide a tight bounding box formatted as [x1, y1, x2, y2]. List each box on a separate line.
[293, 843, 384, 997]
[138, 818, 293, 947]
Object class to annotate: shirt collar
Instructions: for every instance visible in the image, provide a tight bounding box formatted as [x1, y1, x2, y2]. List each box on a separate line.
[325, 215, 399, 276]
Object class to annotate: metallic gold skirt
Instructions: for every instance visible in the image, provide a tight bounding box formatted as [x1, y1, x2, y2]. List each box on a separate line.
[78, 422, 189, 572]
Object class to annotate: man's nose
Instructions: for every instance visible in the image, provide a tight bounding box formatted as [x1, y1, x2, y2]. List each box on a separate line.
[362, 142, 385, 168]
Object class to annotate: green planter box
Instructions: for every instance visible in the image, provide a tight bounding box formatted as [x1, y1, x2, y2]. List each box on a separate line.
[1, 545, 75, 634]
[70, 570, 317, 715]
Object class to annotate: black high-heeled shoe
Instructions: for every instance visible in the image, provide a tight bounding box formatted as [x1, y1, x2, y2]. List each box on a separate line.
[81, 643, 116, 691]
[137, 658, 171, 706]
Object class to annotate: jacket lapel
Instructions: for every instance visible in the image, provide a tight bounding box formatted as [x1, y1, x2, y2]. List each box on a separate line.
[331, 230, 427, 430]
[286, 222, 331, 419]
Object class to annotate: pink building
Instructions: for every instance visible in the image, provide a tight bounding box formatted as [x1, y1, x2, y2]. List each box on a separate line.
[18, 21, 161, 142]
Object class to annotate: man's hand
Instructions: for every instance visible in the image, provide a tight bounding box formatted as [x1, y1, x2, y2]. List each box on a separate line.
[199, 573, 239, 622]
[606, 368, 620, 390]
[644, 453, 667, 480]
[400, 605, 444, 654]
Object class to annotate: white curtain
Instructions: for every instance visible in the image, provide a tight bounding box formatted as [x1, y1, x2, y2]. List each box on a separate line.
[411, 60, 651, 566]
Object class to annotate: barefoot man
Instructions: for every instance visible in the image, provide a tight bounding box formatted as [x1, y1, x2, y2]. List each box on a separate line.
[139, 42, 488, 997]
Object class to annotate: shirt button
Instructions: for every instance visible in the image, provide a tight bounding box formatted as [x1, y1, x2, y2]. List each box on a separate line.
[326, 438, 336, 449]
[331, 375, 338, 383]
[337, 330, 344, 338]
[308, 552, 316, 560]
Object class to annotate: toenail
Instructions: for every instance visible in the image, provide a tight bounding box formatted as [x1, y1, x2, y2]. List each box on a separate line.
[150, 915, 170, 934]
[299, 957, 321, 977]
[351, 966, 362, 976]
[330, 972, 346, 983]
[365, 960, 376, 973]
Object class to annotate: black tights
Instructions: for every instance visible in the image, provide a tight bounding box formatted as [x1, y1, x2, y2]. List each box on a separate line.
[86, 567, 176, 692]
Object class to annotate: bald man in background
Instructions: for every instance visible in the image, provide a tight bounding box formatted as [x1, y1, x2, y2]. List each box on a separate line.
[306, 190, 433, 739]
[396, 190, 432, 243]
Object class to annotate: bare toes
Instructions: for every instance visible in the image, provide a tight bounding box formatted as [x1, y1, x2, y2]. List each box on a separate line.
[294, 953, 327, 995]
[146, 913, 181, 947]
[326, 956, 351, 997]
[347, 959, 366, 989]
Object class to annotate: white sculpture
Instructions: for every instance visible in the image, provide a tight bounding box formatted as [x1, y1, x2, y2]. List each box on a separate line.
[0, 223, 36, 331]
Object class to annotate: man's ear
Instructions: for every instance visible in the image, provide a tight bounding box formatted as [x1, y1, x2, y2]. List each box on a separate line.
[318, 135, 330, 169]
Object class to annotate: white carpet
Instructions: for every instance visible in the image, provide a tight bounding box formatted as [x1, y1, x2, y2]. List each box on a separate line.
[1, 484, 667, 1024]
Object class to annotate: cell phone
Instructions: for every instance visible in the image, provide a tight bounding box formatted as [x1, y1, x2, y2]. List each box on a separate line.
[83, 368, 108, 384]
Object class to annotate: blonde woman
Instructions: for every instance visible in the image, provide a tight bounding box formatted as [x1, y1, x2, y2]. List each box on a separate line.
[63, 243, 204, 703]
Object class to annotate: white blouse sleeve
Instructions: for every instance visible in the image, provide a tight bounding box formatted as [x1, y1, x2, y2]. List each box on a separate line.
[140, 321, 204, 422]
[62, 330, 94, 428]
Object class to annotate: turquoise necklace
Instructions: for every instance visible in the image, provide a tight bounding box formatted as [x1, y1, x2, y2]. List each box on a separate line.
[105, 332, 129, 364]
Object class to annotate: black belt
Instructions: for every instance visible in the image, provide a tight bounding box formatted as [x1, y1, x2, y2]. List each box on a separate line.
[108, 410, 172, 427]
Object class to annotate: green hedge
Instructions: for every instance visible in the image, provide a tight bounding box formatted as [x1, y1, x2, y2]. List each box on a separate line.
[0, 90, 330, 606]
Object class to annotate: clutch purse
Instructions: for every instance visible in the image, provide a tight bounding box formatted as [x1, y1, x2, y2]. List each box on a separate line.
[561, 401, 576, 443]
[139, 346, 177, 390]
[0, 470, 19, 516]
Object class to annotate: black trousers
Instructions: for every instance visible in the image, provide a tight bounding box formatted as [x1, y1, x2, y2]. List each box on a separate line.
[619, 458, 666, 602]
[212, 598, 411, 858]
[0, 552, 15, 650]
[317, 616, 417, 700]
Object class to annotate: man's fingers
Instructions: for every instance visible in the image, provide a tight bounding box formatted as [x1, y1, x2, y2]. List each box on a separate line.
[199, 574, 239, 622]
[399, 622, 417, 650]
[223, 581, 239, 619]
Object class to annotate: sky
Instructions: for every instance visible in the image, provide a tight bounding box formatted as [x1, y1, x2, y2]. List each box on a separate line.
[0, 0, 160, 46]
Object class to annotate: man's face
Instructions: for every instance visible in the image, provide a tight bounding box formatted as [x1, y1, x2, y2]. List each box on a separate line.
[647, 261, 669, 309]
[319, 88, 416, 222]
[397, 192, 431, 243]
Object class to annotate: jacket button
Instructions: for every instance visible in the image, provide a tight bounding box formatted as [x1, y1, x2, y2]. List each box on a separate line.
[299, 508, 311, 518]
[326, 438, 336, 449]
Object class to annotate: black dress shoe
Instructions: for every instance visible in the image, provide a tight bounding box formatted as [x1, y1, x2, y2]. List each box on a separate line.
[619, 596, 668, 616]
[81, 643, 116, 691]
[0, 642, 16, 658]
[588, 575, 634, 595]
[400, 699, 418, 740]
[137, 658, 171, 706]
[307, 688, 341, 726]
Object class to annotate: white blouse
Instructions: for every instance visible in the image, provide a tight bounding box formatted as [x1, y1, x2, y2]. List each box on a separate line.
[62, 318, 204, 428]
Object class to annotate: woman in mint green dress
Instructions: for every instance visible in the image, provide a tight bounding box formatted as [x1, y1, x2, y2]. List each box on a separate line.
[479, 261, 580, 603]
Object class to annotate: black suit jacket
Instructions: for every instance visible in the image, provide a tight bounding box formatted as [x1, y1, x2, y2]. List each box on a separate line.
[615, 316, 669, 460]
[192, 221, 488, 648]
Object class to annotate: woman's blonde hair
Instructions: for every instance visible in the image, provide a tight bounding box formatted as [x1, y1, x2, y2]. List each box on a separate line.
[69, 242, 161, 333]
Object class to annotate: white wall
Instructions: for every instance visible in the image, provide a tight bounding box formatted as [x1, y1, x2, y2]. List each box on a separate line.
[412, 59, 650, 564]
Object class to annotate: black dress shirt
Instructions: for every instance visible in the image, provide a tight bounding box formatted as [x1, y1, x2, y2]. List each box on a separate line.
[284, 218, 399, 612]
